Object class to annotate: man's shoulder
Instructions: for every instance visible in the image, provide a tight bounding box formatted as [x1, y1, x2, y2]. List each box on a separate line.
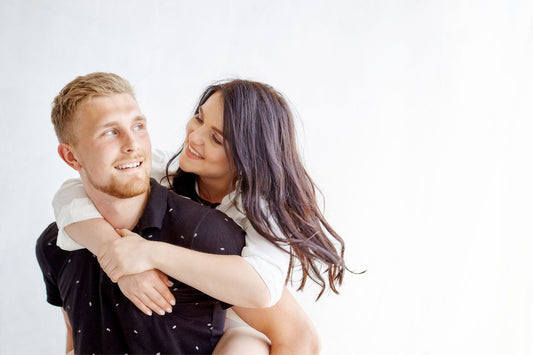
[163, 189, 246, 253]
[165, 187, 216, 216]
[166, 190, 238, 226]
[36, 222, 59, 251]
[35, 222, 71, 270]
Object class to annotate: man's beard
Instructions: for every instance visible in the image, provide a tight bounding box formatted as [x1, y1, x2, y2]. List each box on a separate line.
[87, 173, 150, 199]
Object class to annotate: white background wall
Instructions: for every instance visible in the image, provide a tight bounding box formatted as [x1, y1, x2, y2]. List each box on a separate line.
[1, 1, 532, 354]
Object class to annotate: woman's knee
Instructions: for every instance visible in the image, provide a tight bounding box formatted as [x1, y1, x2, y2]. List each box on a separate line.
[213, 327, 270, 355]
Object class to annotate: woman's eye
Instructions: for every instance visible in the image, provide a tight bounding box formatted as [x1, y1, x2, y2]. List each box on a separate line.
[194, 114, 203, 124]
[211, 134, 222, 145]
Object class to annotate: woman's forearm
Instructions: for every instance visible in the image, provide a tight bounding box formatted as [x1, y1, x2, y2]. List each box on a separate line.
[75, 226, 272, 308]
[149, 242, 271, 308]
[64, 218, 121, 256]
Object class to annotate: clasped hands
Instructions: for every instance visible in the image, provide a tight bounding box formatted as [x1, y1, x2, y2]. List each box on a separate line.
[97, 229, 153, 282]
[97, 230, 176, 316]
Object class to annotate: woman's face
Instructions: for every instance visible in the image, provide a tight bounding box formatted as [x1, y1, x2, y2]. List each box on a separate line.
[178, 91, 235, 190]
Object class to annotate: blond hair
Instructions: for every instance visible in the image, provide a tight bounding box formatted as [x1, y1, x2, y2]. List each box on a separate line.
[51, 72, 135, 143]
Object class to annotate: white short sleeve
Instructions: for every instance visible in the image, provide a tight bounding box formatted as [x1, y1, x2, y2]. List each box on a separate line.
[52, 179, 103, 251]
[151, 148, 178, 186]
[240, 220, 290, 306]
[217, 196, 290, 306]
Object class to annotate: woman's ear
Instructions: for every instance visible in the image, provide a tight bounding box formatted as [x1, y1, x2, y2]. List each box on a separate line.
[57, 143, 82, 171]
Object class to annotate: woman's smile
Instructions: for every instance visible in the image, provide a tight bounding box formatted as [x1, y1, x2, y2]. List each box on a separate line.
[185, 143, 203, 159]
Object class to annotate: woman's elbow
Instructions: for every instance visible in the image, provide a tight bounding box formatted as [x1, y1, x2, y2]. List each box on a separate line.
[243, 280, 272, 308]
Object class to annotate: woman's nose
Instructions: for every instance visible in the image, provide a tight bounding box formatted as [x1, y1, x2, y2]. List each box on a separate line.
[188, 126, 204, 145]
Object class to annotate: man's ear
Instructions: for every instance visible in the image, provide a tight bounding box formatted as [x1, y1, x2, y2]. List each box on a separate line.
[57, 143, 82, 171]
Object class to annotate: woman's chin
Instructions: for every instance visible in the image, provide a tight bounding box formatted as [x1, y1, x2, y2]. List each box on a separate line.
[177, 155, 195, 174]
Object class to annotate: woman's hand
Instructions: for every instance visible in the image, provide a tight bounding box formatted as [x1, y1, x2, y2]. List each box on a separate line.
[98, 230, 154, 282]
[117, 269, 176, 316]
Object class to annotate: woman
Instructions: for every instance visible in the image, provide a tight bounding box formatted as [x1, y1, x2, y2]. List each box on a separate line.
[54, 79, 346, 353]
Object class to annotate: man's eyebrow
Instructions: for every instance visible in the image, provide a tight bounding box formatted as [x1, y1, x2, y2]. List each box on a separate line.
[97, 115, 146, 128]
[133, 115, 147, 123]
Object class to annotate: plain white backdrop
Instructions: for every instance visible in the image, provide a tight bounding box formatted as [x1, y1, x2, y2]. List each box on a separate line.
[1, 1, 532, 354]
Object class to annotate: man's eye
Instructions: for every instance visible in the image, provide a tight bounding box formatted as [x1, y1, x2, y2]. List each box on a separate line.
[134, 124, 144, 131]
[104, 129, 117, 136]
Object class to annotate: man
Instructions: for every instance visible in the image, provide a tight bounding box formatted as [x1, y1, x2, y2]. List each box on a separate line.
[36, 72, 246, 354]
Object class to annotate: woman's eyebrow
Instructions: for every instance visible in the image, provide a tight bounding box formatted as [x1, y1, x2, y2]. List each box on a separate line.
[212, 126, 223, 135]
[199, 106, 223, 135]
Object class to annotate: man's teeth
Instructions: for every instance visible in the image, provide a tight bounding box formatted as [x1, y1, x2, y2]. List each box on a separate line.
[116, 162, 141, 170]
[189, 145, 202, 158]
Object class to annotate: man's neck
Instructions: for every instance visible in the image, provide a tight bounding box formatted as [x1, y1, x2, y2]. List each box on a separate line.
[84, 185, 149, 230]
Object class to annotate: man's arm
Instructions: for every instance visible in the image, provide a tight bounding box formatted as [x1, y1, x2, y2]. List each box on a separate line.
[233, 288, 321, 355]
[62, 308, 74, 355]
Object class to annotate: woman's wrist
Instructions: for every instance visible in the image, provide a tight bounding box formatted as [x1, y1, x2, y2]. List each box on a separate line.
[147, 241, 165, 271]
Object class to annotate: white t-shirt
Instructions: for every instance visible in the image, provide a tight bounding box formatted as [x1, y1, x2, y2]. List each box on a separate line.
[53, 149, 289, 306]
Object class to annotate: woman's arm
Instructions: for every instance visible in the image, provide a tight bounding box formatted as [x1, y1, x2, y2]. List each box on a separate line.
[54, 180, 271, 308]
[218, 197, 291, 307]
[151, 240, 271, 308]
[53, 179, 175, 316]
[63, 218, 119, 256]
[99, 231, 272, 308]
[53, 149, 272, 308]
[99, 200, 291, 309]
[52, 179, 111, 251]
[239, 220, 290, 307]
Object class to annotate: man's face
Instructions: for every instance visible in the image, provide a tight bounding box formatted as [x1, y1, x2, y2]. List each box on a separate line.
[69, 93, 152, 199]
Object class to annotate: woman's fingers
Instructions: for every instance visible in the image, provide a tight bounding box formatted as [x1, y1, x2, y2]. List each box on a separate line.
[117, 270, 175, 316]
[128, 294, 155, 316]
[155, 271, 176, 307]
[136, 291, 167, 316]
[156, 270, 174, 287]
[146, 288, 173, 314]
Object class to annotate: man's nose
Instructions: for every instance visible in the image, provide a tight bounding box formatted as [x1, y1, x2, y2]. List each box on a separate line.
[122, 132, 138, 153]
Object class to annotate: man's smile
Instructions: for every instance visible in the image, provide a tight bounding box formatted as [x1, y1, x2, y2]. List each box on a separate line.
[115, 160, 143, 170]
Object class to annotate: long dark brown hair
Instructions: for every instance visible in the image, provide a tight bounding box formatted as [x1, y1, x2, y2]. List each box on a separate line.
[167, 79, 347, 299]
